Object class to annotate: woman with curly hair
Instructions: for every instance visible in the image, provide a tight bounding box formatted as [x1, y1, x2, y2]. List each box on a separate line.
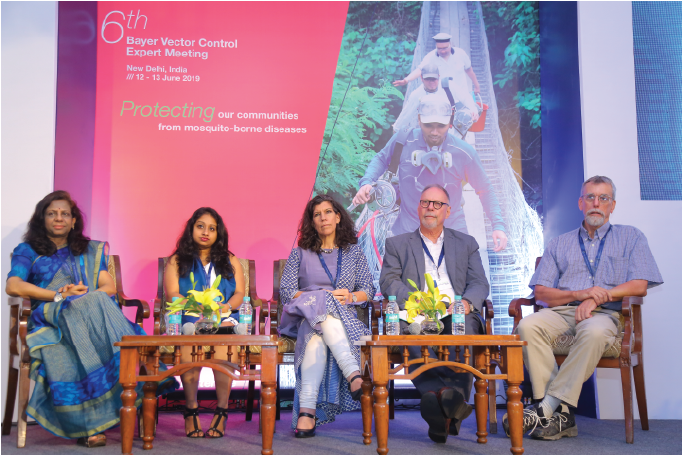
[279, 195, 375, 438]
[163, 207, 245, 438]
[5, 191, 177, 447]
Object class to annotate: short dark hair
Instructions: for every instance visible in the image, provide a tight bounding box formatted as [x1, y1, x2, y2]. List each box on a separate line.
[24, 190, 90, 256]
[297, 195, 358, 253]
[581, 175, 616, 200]
[170, 207, 235, 280]
[421, 184, 450, 202]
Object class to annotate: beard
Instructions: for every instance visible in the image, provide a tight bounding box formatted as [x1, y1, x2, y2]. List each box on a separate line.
[420, 212, 438, 229]
[585, 209, 606, 227]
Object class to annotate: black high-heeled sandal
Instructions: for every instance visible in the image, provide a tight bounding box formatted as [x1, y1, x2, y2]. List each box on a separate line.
[348, 374, 364, 401]
[294, 412, 317, 438]
[182, 406, 204, 438]
[205, 406, 228, 438]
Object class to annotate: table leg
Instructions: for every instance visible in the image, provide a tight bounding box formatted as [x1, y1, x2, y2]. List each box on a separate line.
[120, 346, 139, 455]
[260, 346, 277, 455]
[142, 381, 157, 450]
[473, 347, 488, 444]
[371, 347, 389, 455]
[361, 346, 373, 445]
[505, 347, 524, 455]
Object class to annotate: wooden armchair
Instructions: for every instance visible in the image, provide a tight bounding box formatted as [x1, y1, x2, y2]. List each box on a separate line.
[508, 258, 648, 443]
[2, 255, 150, 448]
[152, 257, 270, 421]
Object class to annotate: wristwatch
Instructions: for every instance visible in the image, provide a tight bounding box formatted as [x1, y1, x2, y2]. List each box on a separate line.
[54, 292, 63, 302]
[351, 293, 357, 303]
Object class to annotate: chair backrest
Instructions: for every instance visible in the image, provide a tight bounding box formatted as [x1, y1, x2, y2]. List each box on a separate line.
[108, 255, 121, 306]
[156, 256, 255, 335]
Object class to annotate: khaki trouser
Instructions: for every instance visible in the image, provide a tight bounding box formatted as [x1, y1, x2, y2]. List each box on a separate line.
[516, 305, 621, 407]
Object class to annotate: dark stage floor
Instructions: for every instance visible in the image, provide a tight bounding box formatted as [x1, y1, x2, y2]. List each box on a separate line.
[2, 409, 679, 455]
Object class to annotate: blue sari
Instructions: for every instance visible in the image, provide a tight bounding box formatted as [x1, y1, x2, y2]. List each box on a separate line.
[8, 241, 175, 439]
[178, 257, 237, 324]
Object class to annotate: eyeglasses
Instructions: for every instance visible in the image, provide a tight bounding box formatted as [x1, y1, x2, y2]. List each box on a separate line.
[420, 200, 449, 210]
[582, 194, 614, 203]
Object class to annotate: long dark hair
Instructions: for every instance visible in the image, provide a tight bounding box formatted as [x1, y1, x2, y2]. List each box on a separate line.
[24, 190, 90, 256]
[297, 195, 358, 253]
[171, 207, 234, 280]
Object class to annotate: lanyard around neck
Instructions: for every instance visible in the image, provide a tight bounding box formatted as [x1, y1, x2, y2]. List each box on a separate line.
[420, 236, 445, 282]
[197, 258, 214, 288]
[578, 225, 612, 280]
[317, 248, 343, 289]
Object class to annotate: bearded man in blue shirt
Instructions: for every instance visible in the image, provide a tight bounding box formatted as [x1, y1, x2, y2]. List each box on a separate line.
[504, 175, 663, 440]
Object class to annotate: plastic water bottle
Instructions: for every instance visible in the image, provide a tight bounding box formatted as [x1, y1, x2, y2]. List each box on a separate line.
[452, 295, 465, 335]
[166, 297, 182, 336]
[377, 303, 384, 335]
[239, 296, 253, 335]
[385, 296, 400, 335]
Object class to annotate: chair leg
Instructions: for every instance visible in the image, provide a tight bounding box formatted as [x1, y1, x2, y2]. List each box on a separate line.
[245, 365, 256, 422]
[2, 354, 18, 436]
[620, 363, 634, 444]
[633, 354, 649, 431]
[388, 379, 395, 420]
[275, 366, 281, 421]
[17, 355, 30, 448]
[489, 379, 497, 434]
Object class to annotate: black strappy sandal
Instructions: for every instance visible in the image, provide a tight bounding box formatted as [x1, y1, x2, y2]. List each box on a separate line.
[348, 374, 364, 401]
[294, 412, 317, 438]
[205, 406, 228, 438]
[182, 406, 204, 438]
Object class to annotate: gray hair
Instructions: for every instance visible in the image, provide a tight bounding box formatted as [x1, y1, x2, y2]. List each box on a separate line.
[421, 184, 450, 202]
[581, 175, 616, 200]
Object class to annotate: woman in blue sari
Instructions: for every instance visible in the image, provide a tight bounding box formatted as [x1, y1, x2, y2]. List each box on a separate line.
[279, 195, 375, 438]
[5, 191, 169, 447]
[164, 207, 245, 438]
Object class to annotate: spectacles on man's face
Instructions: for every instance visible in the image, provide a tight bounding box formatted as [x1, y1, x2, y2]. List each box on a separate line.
[582, 194, 614, 203]
[420, 200, 449, 210]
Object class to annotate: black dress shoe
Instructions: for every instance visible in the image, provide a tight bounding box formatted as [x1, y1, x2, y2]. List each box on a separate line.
[420, 392, 450, 443]
[437, 387, 473, 436]
[294, 412, 317, 438]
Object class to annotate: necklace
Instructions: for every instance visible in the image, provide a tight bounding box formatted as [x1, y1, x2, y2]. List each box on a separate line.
[320, 246, 338, 254]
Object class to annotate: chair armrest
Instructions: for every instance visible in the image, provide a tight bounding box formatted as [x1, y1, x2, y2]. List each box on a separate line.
[119, 292, 150, 326]
[620, 296, 644, 358]
[266, 299, 279, 335]
[481, 299, 494, 335]
[508, 295, 536, 332]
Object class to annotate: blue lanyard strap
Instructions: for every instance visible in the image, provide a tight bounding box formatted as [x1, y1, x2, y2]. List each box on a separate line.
[578, 225, 612, 279]
[317, 248, 343, 289]
[420, 236, 445, 281]
[197, 258, 214, 288]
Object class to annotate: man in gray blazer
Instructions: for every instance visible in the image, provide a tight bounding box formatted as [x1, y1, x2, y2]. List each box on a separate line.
[380, 183, 489, 443]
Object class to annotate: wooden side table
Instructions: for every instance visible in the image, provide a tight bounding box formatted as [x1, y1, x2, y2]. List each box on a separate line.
[115, 335, 280, 455]
[355, 334, 527, 455]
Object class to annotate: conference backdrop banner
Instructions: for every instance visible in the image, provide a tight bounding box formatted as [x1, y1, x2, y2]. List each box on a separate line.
[311, 2, 543, 334]
[69, 1, 543, 336]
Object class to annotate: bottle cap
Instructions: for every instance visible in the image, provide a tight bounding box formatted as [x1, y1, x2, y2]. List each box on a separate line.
[455, 295, 462, 299]
[388, 296, 396, 301]
[172, 296, 180, 302]
[244, 296, 251, 302]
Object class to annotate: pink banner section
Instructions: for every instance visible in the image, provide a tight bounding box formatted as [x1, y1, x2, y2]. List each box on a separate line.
[88, 1, 349, 328]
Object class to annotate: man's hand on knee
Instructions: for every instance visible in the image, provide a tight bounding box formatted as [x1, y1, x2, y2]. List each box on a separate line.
[575, 299, 597, 323]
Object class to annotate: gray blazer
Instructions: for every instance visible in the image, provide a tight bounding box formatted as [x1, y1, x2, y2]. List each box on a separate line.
[379, 228, 490, 312]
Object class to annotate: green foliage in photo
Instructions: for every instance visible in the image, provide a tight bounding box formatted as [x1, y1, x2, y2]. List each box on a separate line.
[314, 2, 421, 205]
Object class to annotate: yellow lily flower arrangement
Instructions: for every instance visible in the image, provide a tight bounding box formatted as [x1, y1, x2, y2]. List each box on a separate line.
[405, 274, 451, 331]
[165, 272, 230, 326]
